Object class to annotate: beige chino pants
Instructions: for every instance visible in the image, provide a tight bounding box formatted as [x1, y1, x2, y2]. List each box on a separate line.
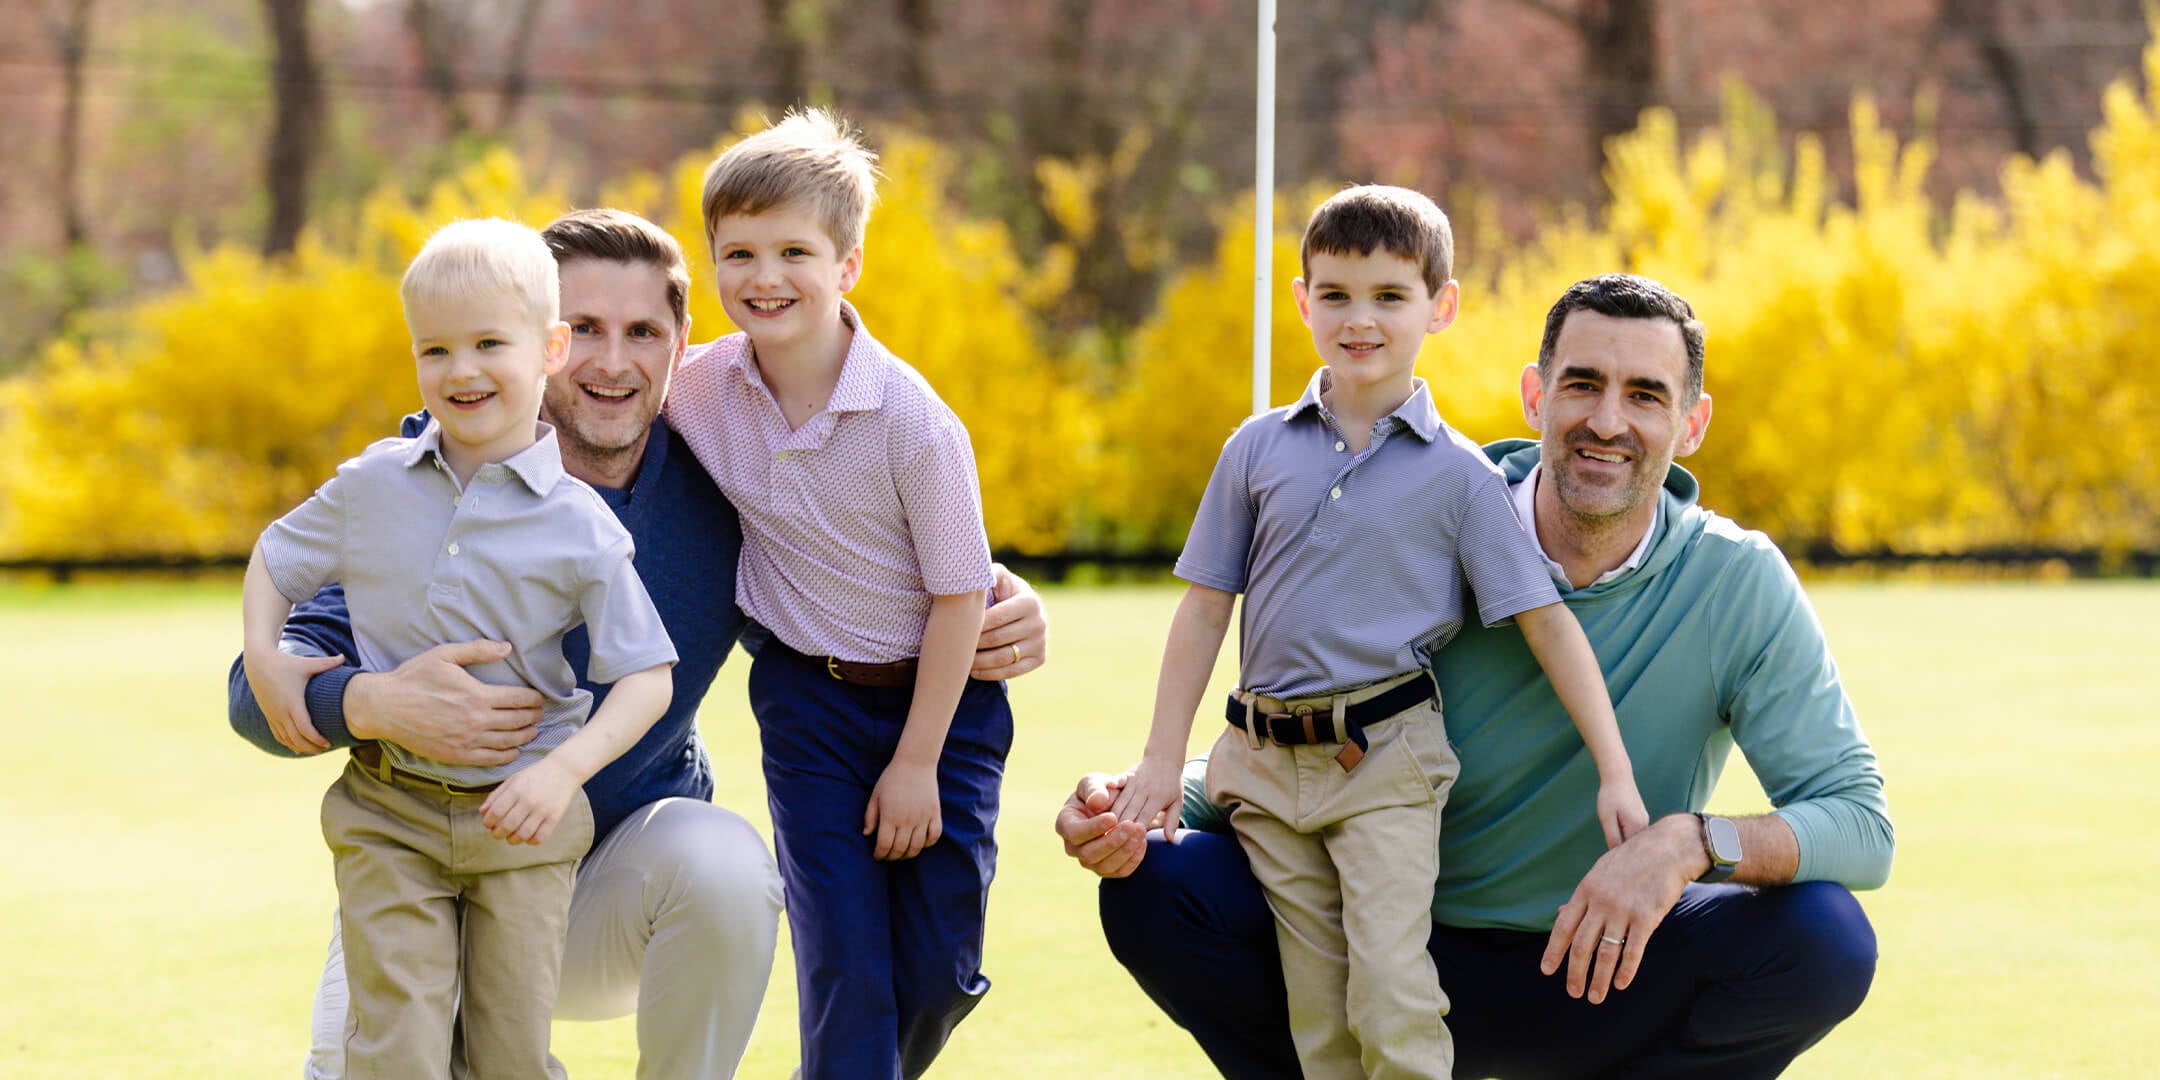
[321, 757, 593, 1080]
[1206, 671, 1462, 1080]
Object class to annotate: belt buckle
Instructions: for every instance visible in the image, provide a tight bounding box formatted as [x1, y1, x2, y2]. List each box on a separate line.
[827, 656, 845, 681]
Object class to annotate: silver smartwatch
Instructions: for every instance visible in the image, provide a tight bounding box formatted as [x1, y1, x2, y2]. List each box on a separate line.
[1693, 812, 1742, 884]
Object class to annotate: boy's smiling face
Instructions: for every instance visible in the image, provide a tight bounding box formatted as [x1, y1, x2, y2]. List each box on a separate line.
[1293, 249, 1458, 396]
[708, 200, 863, 358]
[407, 288, 569, 467]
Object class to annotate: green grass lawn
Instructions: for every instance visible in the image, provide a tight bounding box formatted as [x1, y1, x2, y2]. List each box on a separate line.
[2, 580, 2153, 1078]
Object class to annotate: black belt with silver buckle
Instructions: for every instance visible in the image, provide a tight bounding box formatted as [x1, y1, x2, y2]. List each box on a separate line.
[1225, 676, 1434, 758]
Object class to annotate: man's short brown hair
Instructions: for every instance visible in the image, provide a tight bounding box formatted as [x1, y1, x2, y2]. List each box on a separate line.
[699, 107, 880, 261]
[540, 208, 690, 332]
[1300, 185, 1455, 296]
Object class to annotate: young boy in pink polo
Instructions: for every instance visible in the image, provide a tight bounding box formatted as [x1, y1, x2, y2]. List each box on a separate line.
[662, 108, 1006, 1080]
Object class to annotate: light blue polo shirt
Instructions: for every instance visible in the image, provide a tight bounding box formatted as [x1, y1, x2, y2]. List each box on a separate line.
[1176, 369, 1559, 698]
[260, 420, 677, 787]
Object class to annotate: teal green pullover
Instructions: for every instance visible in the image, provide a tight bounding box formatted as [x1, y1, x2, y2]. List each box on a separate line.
[1181, 439, 1894, 932]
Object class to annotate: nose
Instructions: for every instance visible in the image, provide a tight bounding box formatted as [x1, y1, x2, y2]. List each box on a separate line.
[1585, 387, 1628, 439]
[750, 255, 782, 288]
[593, 333, 632, 379]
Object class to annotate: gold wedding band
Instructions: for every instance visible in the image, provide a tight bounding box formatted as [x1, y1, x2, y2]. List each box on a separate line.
[1009, 643, 1021, 666]
[1600, 934, 1626, 947]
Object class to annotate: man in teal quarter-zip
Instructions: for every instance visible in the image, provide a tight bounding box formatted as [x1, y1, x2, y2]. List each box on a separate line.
[1059, 274, 1892, 1079]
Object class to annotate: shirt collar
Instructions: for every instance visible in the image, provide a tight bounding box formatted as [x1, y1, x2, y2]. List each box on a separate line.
[401, 417, 566, 496]
[1281, 368, 1442, 443]
[725, 299, 889, 414]
[1509, 463, 1658, 587]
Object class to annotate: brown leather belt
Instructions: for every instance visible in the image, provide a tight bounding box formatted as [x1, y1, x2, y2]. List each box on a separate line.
[352, 741, 502, 795]
[820, 655, 919, 688]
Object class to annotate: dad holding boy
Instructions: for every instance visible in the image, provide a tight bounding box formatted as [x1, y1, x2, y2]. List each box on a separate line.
[1058, 273, 1893, 1078]
[228, 208, 1048, 1078]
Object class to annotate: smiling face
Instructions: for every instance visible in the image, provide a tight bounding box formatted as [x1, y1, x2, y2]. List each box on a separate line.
[708, 200, 862, 360]
[1292, 249, 1458, 395]
[1521, 309, 1712, 527]
[543, 258, 688, 470]
[406, 288, 569, 470]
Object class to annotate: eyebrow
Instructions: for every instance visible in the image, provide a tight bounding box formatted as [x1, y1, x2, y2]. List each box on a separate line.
[1558, 364, 1673, 397]
[1311, 279, 1418, 293]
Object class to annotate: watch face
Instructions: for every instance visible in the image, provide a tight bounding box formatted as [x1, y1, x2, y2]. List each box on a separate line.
[1706, 815, 1743, 864]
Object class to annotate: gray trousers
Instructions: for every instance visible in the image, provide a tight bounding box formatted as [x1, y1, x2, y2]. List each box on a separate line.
[304, 796, 785, 1080]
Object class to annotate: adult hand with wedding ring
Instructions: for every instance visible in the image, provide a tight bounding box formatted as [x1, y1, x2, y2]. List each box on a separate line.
[1540, 813, 1707, 1004]
[970, 563, 1049, 681]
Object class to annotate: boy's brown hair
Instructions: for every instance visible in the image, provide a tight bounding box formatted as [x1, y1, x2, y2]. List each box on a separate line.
[699, 107, 881, 260]
[540, 208, 691, 332]
[1299, 184, 1454, 296]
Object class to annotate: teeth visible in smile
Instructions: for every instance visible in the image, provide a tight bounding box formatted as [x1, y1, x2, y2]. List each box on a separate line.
[449, 392, 493, 403]
[583, 386, 634, 399]
[748, 299, 792, 312]
[1581, 450, 1626, 463]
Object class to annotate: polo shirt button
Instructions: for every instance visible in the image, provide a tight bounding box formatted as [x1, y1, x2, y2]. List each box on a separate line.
[447, 543, 460, 555]
[1330, 487, 1342, 500]
[1335, 441, 1345, 452]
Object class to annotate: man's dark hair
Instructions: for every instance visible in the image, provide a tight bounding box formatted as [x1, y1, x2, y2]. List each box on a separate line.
[1300, 185, 1454, 296]
[540, 208, 691, 332]
[1537, 273, 1706, 404]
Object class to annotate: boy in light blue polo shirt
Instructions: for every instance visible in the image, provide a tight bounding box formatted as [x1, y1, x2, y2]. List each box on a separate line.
[240, 218, 677, 1078]
[1113, 186, 1647, 1079]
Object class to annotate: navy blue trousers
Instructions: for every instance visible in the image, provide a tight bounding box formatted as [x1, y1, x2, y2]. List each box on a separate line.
[1102, 830, 1877, 1079]
[749, 641, 1011, 1080]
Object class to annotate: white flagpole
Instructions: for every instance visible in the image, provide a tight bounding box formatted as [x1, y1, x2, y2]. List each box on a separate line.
[1252, 0, 1276, 416]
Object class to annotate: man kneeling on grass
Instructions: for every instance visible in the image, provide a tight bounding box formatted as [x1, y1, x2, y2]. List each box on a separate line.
[1059, 273, 1894, 1079]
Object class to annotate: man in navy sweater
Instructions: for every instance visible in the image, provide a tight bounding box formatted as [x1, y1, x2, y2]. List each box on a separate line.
[227, 209, 1049, 1079]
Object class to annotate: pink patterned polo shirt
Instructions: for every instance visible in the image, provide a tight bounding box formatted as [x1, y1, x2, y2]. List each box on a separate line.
[664, 302, 993, 663]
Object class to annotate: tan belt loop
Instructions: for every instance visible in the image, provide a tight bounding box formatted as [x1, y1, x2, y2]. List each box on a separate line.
[1332, 694, 1348, 740]
[1240, 691, 1265, 751]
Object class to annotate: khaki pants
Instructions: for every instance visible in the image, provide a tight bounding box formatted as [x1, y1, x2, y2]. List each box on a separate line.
[321, 757, 593, 1080]
[1206, 671, 1462, 1080]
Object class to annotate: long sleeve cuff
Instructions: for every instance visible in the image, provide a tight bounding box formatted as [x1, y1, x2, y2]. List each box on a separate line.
[305, 665, 367, 749]
[1776, 798, 1895, 891]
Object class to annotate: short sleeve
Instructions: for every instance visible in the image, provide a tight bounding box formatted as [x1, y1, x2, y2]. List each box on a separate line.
[259, 472, 348, 604]
[577, 536, 679, 685]
[1174, 426, 1258, 594]
[1454, 470, 1562, 626]
[896, 410, 994, 597]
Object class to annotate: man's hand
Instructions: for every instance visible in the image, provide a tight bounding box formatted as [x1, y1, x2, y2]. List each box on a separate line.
[1541, 813, 1708, 1004]
[244, 648, 347, 755]
[971, 564, 1048, 680]
[1056, 772, 1152, 879]
[481, 758, 578, 845]
[346, 640, 545, 765]
[865, 759, 942, 861]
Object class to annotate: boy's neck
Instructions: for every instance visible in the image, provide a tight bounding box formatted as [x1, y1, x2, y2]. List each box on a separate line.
[438, 424, 542, 489]
[1320, 370, 1416, 451]
[748, 314, 856, 427]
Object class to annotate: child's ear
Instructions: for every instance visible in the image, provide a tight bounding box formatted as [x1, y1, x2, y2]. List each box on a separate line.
[1291, 278, 1314, 328]
[839, 244, 865, 293]
[542, 320, 571, 376]
[1426, 280, 1460, 334]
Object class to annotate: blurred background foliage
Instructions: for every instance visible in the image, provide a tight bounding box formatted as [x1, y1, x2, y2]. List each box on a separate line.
[2, 0, 2156, 563]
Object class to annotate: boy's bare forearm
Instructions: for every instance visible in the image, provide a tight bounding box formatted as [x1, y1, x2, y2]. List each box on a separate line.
[542, 663, 673, 783]
[1142, 585, 1236, 763]
[241, 545, 294, 656]
[1515, 602, 1633, 781]
[896, 590, 988, 767]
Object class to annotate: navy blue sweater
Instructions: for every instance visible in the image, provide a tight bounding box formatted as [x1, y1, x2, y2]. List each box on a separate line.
[227, 414, 748, 843]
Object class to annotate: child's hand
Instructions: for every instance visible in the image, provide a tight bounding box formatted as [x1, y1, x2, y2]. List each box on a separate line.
[865, 760, 942, 861]
[1108, 754, 1185, 842]
[1597, 779, 1652, 850]
[481, 759, 576, 845]
[244, 648, 346, 755]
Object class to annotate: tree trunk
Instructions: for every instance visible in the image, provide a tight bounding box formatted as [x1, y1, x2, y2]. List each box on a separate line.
[53, 0, 95, 249]
[405, 0, 471, 136]
[1579, 0, 1660, 179]
[894, 0, 934, 114]
[1936, 0, 2040, 158]
[262, 0, 322, 257]
[493, 0, 549, 132]
[761, 0, 811, 106]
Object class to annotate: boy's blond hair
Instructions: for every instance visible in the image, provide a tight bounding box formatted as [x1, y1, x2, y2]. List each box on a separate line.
[400, 218, 561, 328]
[1300, 185, 1455, 296]
[699, 107, 881, 260]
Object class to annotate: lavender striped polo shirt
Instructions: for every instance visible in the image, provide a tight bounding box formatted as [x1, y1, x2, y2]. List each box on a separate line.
[665, 301, 993, 663]
[1176, 369, 1560, 698]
